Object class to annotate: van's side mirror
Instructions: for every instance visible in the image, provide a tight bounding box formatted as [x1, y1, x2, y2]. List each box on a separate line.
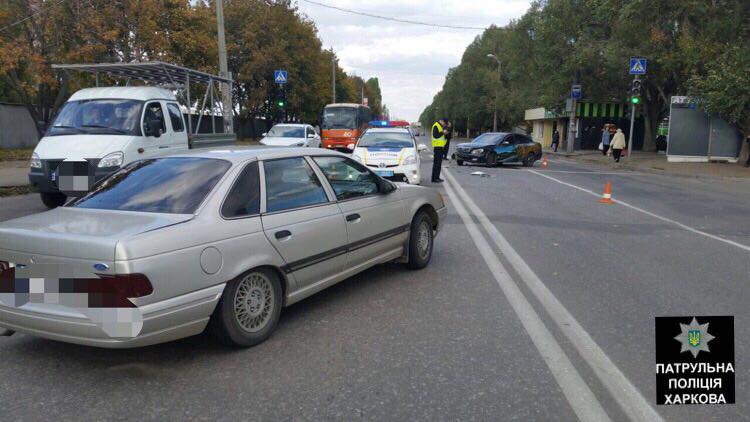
[417, 144, 427, 152]
[261, 132, 267, 137]
[307, 133, 316, 138]
[146, 119, 162, 138]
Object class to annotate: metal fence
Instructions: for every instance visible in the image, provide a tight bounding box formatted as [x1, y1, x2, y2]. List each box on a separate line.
[0, 104, 39, 149]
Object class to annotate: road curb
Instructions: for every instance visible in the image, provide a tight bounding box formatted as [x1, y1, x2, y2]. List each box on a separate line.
[550, 154, 750, 181]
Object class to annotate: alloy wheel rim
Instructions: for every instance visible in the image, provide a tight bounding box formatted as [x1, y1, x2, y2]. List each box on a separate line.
[234, 272, 274, 333]
[416, 220, 431, 259]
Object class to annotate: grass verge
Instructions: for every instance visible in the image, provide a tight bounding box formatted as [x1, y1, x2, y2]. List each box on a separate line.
[0, 148, 33, 162]
[0, 185, 34, 197]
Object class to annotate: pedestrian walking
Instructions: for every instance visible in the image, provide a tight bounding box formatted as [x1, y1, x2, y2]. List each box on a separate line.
[609, 128, 626, 162]
[600, 124, 611, 155]
[431, 118, 448, 182]
[443, 120, 453, 159]
[551, 128, 560, 152]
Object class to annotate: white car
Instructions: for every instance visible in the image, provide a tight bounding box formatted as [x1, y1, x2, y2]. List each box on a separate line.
[260, 124, 321, 148]
[351, 127, 427, 184]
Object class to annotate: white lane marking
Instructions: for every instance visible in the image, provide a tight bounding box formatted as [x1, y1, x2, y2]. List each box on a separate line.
[442, 177, 612, 422]
[528, 169, 750, 253]
[534, 170, 646, 176]
[445, 169, 663, 422]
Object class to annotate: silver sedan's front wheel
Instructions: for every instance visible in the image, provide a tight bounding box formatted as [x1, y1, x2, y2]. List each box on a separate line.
[407, 210, 434, 269]
[209, 268, 282, 347]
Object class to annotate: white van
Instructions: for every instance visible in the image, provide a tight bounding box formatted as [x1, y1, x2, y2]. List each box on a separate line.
[28, 62, 235, 208]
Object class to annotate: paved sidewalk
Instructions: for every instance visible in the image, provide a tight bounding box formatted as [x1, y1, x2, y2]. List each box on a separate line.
[0, 160, 29, 187]
[544, 149, 750, 179]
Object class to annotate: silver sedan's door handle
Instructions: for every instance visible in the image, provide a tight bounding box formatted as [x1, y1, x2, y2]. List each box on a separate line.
[274, 230, 292, 240]
[346, 213, 361, 222]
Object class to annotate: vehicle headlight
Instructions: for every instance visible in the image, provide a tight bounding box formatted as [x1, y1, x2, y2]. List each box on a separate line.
[471, 149, 485, 156]
[98, 151, 124, 168]
[401, 154, 417, 165]
[30, 152, 42, 169]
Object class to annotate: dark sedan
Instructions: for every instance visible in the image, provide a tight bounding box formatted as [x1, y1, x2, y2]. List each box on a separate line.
[454, 132, 542, 167]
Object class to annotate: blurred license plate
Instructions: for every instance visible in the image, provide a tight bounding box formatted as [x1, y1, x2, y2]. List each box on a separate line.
[375, 170, 394, 177]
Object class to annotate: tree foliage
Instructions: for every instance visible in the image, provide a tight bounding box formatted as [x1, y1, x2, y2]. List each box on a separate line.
[420, 0, 748, 150]
[0, 0, 384, 134]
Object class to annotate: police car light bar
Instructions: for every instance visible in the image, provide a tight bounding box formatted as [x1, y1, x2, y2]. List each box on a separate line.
[368, 120, 410, 128]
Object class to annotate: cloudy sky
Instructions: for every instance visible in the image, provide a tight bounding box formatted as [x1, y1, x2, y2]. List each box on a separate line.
[296, 0, 532, 121]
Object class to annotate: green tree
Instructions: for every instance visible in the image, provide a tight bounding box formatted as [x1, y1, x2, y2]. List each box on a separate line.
[688, 44, 750, 161]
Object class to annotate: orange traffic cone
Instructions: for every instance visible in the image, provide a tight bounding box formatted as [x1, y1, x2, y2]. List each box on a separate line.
[542, 156, 548, 169]
[599, 181, 613, 205]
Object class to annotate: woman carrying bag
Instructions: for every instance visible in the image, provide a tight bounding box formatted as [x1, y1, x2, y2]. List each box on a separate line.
[609, 128, 626, 162]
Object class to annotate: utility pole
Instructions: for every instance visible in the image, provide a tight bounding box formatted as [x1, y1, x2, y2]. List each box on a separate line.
[331, 53, 336, 103]
[487, 54, 501, 132]
[361, 85, 364, 104]
[216, 0, 232, 134]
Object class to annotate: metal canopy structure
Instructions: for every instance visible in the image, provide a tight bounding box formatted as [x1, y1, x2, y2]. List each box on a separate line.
[51, 61, 232, 86]
[52, 61, 233, 138]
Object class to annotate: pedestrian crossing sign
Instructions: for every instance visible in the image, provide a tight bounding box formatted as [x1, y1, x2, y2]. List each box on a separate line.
[274, 70, 288, 84]
[629, 58, 647, 75]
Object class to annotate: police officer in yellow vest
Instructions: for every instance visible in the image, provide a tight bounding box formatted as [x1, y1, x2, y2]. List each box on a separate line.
[431, 118, 448, 183]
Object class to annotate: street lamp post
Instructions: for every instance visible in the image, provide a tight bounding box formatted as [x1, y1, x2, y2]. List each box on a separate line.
[487, 54, 501, 132]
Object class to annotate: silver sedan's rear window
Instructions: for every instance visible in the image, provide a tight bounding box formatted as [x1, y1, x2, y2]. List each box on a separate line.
[70, 157, 230, 214]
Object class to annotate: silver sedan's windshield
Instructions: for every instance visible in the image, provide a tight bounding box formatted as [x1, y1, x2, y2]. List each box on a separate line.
[47, 99, 143, 136]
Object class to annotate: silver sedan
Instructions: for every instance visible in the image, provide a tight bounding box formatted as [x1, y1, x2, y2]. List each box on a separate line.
[0, 148, 445, 348]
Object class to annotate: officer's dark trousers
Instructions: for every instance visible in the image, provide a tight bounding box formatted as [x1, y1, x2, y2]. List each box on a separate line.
[432, 147, 444, 181]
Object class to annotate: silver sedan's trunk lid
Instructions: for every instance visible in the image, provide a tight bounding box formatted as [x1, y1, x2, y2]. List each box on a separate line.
[0, 207, 193, 262]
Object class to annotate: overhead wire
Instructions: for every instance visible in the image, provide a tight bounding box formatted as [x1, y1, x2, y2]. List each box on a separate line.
[300, 0, 496, 31]
[0, 0, 66, 33]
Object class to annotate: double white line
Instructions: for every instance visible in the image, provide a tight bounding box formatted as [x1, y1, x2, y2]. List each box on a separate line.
[442, 169, 662, 422]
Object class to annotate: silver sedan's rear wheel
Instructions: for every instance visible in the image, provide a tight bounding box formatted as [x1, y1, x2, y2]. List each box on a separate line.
[234, 272, 275, 332]
[209, 268, 282, 347]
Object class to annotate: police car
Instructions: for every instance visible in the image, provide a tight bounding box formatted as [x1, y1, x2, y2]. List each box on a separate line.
[351, 123, 427, 184]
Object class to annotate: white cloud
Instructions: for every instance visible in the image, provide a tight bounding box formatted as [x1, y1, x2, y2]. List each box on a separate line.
[298, 0, 531, 120]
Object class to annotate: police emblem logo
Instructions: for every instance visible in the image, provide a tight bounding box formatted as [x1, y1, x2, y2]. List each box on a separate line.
[674, 317, 714, 358]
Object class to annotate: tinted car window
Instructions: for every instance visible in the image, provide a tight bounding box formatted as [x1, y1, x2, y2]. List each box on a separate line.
[472, 133, 504, 145]
[167, 103, 185, 132]
[70, 158, 230, 214]
[144, 102, 166, 135]
[313, 156, 379, 200]
[222, 161, 261, 218]
[264, 157, 329, 213]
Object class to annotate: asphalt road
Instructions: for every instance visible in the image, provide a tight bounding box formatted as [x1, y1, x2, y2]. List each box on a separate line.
[0, 147, 748, 421]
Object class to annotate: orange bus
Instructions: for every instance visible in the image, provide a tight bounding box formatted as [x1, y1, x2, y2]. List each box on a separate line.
[321, 103, 372, 150]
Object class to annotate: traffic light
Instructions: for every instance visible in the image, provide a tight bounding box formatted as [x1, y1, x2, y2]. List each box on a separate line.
[630, 78, 642, 104]
[275, 86, 286, 108]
